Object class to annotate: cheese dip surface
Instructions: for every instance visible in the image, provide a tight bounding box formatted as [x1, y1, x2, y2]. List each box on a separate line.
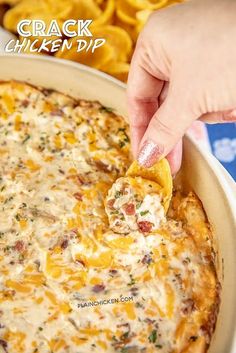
[0, 81, 220, 353]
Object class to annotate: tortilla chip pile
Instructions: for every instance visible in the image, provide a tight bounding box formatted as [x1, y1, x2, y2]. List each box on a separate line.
[0, 0, 183, 81]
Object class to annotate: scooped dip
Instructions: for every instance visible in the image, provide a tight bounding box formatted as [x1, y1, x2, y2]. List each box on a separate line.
[105, 176, 165, 234]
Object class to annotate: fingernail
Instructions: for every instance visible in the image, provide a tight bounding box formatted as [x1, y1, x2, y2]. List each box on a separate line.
[137, 140, 164, 168]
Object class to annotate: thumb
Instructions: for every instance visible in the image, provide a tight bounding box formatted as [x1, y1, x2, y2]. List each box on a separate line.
[137, 90, 195, 168]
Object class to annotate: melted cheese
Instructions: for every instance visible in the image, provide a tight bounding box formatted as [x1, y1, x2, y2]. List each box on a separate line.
[0, 81, 220, 353]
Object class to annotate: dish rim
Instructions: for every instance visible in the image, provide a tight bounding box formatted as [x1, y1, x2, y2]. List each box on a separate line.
[0, 53, 235, 353]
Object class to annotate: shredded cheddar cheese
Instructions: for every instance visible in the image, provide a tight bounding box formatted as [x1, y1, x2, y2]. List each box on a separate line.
[0, 81, 220, 353]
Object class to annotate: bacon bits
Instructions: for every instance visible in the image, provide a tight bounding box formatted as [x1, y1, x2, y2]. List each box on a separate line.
[94, 160, 110, 173]
[14, 240, 25, 252]
[138, 221, 153, 233]
[107, 199, 115, 209]
[181, 298, 195, 315]
[123, 203, 135, 215]
[141, 254, 153, 265]
[75, 259, 85, 267]
[60, 239, 69, 250]
[73, 192, 83, 201]
[76, 174, 89, 186]
[92, 284, 105, 293]
[0, 339, 8, 353]
[109, 269, 118, 276]
[21, 99, 29, 108]
[50, 109, 64, 117]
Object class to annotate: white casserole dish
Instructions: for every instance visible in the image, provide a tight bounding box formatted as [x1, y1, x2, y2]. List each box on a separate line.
[0, 54, 235, 353]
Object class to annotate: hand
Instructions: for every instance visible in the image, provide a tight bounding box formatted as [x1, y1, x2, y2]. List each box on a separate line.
[127, 0, 236, 173]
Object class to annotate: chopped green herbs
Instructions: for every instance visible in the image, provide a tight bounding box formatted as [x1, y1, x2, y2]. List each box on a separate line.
[120, 331, 129, 340]
[140, 210, 149, 216]
[15, 213, 21, 221]
[99, 106, 114, 113]
[22, 134, 31, 144]
[136, 201, 142, 209]
[115, 191, 122, 199]
[120, 348, 128, 353]
[148, 330, 157, 343]
[155, 344, 163, 349]
[128, 274, 135, 286]
[119, 141, 126, 148]
[118, 128, 130, 148]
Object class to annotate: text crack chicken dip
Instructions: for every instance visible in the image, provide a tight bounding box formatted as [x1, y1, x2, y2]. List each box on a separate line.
[0, 81, 220, 353]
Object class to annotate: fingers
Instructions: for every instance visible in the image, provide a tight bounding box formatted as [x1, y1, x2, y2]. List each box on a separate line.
[166, 140, 183, 176]
[159, 81, 169, 106]
[137, 89, 195, 168]
[187, 121, 209, 141]
[156, 81, 183, 175]
[200, 109, 236, 123]
[127, 46, 164, 157]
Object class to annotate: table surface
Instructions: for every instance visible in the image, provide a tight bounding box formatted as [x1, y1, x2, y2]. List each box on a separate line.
[207, 123, 236, 181]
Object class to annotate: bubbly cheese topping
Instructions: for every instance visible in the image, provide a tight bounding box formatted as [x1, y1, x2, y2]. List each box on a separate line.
[0, 81, 220, 353]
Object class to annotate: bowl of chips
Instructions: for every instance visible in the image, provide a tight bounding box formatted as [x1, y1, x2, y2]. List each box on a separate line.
[0, 53, 235, 353]
[0, 0, 183, 82]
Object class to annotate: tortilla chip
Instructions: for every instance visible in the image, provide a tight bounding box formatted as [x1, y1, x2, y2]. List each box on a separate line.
[126, 158, 173, 211]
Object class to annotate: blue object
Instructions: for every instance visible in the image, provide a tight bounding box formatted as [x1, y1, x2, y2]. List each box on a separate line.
[207, 123, 236, 181]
